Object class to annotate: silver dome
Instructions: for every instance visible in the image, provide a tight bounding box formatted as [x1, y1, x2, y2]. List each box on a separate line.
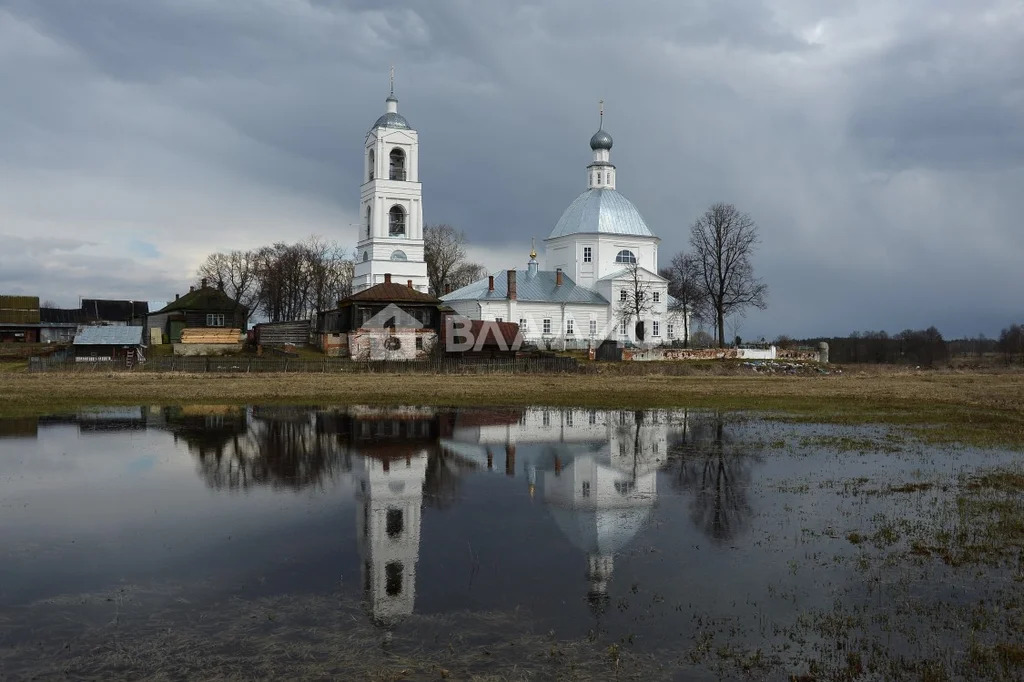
[590, 129, 613, 150]
[373, 111, 411, 130]
[548, 188, 655, 239]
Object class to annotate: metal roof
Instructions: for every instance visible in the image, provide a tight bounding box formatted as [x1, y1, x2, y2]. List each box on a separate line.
[73, 325, 144, 346]
[373, 112, 411, 130]
[442, 270, 609, 305]
[547, 189, 655, 240]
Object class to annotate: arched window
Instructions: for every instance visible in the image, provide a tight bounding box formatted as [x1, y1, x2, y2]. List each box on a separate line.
[389, 148, 406, 181]
[390, 250, 407, 261]
[368, 149, 375, 180]
[389, 205, 406, 236]
[365, 206, 372, 238]
[362, 250, 369, 262]
[615, 249, 637, 264]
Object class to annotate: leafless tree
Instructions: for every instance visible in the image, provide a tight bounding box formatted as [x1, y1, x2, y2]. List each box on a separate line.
[615, 261, 654, 342]
[196, 249, 261, 323]
[424, 224, 477, 296]
[661, 252, 707, 347]
[689, 203, 768, 347]
[449, 262, 487, 291]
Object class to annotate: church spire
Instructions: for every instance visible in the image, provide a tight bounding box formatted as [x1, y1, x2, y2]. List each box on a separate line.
[587, 100, 615, 190]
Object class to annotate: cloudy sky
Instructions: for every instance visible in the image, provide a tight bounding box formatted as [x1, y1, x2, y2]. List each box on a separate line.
[1, 0, 1021, 339]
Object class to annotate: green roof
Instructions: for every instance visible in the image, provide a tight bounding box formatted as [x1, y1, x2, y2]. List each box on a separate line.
[153, 286, 244, 314]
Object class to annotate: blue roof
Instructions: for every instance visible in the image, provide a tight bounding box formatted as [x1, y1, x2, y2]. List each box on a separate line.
[442, 270, 608, 305]
[373, 112, 411, 130]
[73, 325, 144, 346]
[547, 188, 655, 240]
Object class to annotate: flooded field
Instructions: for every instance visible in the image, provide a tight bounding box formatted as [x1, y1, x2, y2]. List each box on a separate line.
[0, 405, 1021, 680]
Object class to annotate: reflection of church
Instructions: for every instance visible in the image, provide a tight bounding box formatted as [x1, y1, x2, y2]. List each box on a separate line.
[333, 408, 440, 625]
[444, 408, 678, 602]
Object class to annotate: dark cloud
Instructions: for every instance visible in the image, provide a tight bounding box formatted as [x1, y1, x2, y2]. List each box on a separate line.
[0, 0, 1021, 337]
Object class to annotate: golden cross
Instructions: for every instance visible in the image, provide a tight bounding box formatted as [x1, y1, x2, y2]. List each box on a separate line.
[390, 65, 395, 96]
[599, 99, 604, 127]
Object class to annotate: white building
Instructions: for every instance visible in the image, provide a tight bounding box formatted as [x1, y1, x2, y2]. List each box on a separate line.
[442, 115, 688, 348]
[352, 87, 429, 293]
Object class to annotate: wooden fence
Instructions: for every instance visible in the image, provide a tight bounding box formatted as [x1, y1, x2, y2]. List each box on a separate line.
[29, 355, 583, 375]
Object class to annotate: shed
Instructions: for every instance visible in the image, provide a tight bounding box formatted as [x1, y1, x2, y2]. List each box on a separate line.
[73, 326, 145, 364]
[148, 280, 248, 344]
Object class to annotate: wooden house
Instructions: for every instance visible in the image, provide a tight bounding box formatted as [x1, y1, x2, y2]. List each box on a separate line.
[315, 274, 442, 360]
[147, 279, 248, 344]
[72, 326, 145, 365]
[0, 295, 41, 343]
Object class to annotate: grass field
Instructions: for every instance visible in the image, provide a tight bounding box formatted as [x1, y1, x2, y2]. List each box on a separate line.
[2, 367, 1023, 447]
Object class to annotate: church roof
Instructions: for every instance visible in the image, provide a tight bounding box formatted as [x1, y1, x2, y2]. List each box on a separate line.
[442, 270, 608, 305]
[547, 188, 655, 240]
[548, 505, 653, 556]
[373, 112, 411, 130]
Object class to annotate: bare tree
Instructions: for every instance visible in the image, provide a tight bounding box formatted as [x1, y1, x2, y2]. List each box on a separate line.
[450, 262, 486, 290]
[196, 250, 261, 322]
[689, 203, 768, 347]
[615, 261, 654, 342]
[424, 224, 473, 296]
[660, 252, 707, 347]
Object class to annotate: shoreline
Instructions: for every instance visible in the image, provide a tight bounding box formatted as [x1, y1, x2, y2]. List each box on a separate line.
[2, 369, 1023, 447]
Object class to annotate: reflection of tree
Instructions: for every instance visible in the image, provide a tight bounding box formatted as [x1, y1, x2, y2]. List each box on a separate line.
[165, 407, 351, 491]
[424, 446, 478, 509]
[669, 412, 756, 542]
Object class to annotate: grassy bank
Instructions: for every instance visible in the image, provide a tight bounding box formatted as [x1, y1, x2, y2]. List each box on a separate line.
[2, 368, 1023, 447]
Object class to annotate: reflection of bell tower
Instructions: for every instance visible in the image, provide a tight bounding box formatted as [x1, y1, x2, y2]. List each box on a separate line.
[355, 452, 428, 625]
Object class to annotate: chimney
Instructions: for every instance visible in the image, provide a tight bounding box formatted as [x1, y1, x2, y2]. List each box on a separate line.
[555, 268, 563, 286]
[444, 284, 451, 294]
[407, 279, 413, 288]
[507, 270, 517, 300]
[175, 293, 179, 300]
[488, 275, 494, 292]
[384, 273, 392, 284]
[201, 277, 207, 288]
[189, 286, 195, 293]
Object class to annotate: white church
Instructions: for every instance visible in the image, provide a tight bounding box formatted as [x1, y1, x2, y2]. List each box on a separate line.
[353, 88, 687, 347]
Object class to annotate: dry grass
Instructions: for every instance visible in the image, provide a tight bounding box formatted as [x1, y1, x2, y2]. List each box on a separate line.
[2, 369, 1024, 446]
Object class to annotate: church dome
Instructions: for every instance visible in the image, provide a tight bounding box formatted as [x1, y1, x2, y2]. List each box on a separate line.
[373, 111, 411, 130]
[590, 129, 613, 151]
[548, 188, 655, 239]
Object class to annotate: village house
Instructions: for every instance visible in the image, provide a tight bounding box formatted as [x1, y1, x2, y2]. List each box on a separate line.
[146, 279, 248, 345]
[316, 274, 442, 360]
[72, 325, 145, 365]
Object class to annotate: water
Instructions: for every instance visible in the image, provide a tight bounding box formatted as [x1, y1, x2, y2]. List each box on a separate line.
[0, 406, 1020, 680]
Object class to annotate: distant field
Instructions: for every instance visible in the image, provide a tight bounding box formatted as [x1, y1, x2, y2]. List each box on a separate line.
[2, 368, 1023, 447]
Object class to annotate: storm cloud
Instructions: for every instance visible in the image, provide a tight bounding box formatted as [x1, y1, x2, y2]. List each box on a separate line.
[1, 0, 1021, 338]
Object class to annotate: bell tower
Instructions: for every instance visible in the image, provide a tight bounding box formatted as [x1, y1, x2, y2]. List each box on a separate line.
[353, 72, 429, 293]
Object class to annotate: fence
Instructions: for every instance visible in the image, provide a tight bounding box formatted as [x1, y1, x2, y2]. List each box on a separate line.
[28, 355, 583, 375]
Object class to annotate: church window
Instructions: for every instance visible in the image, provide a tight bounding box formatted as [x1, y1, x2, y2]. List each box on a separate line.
[366, 207, 372, 238]
[620, 289, 627, 302]
[589, 319, 597, 336]
[390, 250, 407, 261]
[495, 317, 503, 322]
[653, 291, 660, 303]
[386, 509, 404, 538]
[542, 411, 550, 426]
[597, 172, 602, 184]
[519, 318, 527, 331]
[615, 249, 637, 264]
[566, 412, 573, 427]
[582, 481, 591, 497]
[566, 318, 574, 335]
[589, 410, 597, 425]
[543, 318, 551, 334]
[362, 251, 369, 262]
[389, 148, 406, 180]
[368, 149, 375, 180]
[389, 205, 406, 236]
[620, 319, 628, 335]
[583, 246, 592, 263]
[385, 561, 403, 596]
[652, 320, 660, 336]
[667, 324, 674, 338]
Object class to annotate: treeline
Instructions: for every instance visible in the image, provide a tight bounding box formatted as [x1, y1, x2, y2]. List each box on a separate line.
[196, 236, 354, 323]
[787, 323, 1024, 366]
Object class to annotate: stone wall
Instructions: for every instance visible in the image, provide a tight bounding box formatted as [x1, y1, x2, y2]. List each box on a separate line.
[347, 329, 437, 361]
[623, 345, 828, 363]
